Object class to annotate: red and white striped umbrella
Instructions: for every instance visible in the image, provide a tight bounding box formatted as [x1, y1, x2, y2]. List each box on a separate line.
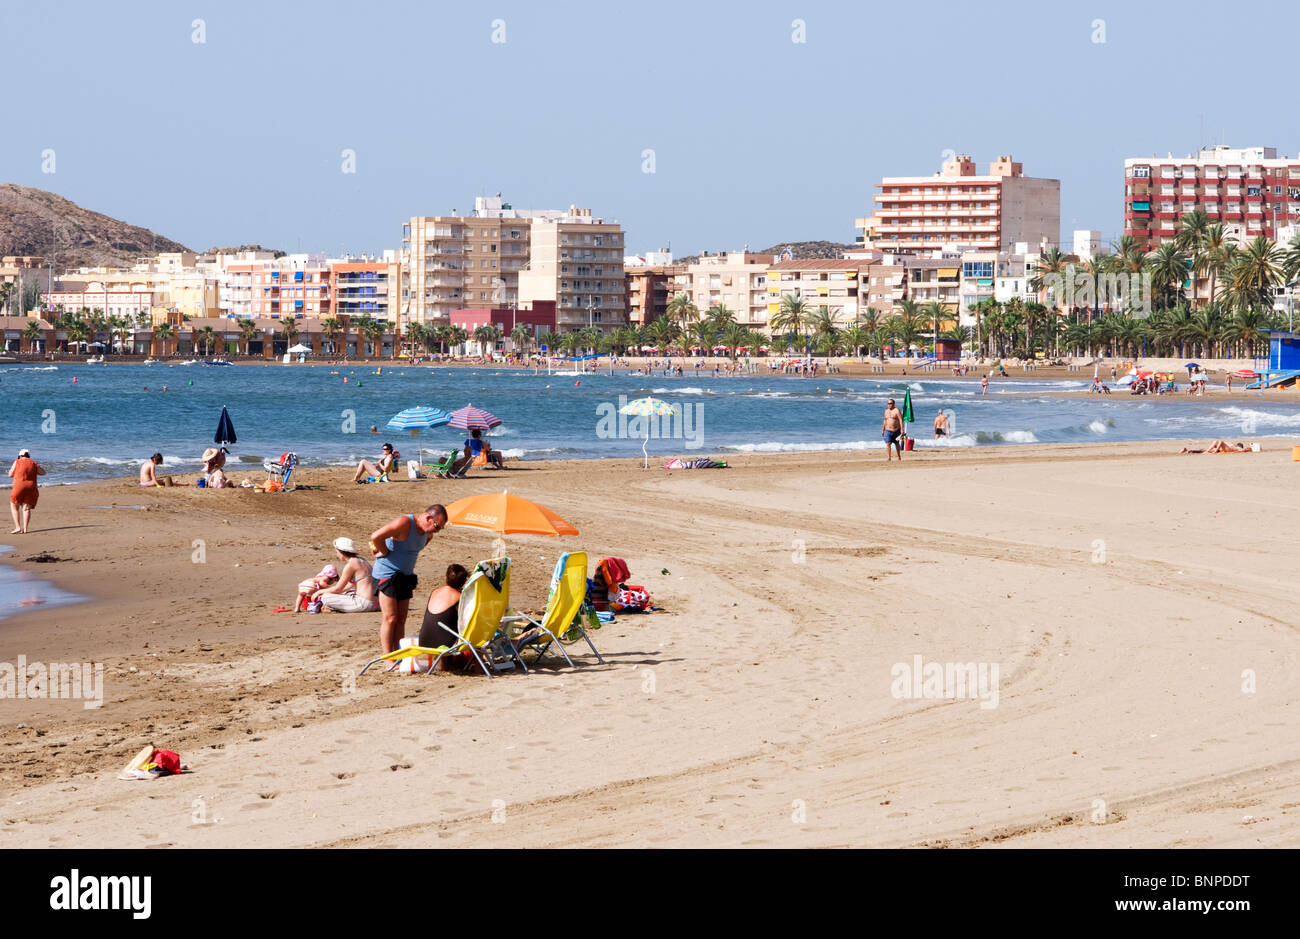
[447, 403, 503, 430]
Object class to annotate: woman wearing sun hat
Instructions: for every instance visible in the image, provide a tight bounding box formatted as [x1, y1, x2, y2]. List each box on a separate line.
[7, 448, 45, 534]
[315, 536, 379, 613]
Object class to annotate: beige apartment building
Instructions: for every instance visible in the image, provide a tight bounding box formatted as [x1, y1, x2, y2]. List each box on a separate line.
[675, 251, 771, 329]
[764, 259, 868, 326]
[518, 208, 626, 332]
[402, 195, 562, 326]
[857, 154, 1060, 256]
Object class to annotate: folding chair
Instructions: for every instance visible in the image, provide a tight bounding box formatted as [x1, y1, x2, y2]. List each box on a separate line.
[502, 551, 605, 667]
[358, 558, 526, 678]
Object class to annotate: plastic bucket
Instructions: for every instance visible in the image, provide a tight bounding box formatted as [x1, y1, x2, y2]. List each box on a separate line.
[1292, 446, 1300, 462]
[903, 438, 915, 452]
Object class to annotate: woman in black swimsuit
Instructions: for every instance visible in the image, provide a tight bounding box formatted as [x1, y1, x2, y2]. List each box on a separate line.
[418, 564, 470, 650]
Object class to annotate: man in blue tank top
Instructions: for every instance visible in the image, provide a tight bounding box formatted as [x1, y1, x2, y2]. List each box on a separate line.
[368, 504, 447, 653]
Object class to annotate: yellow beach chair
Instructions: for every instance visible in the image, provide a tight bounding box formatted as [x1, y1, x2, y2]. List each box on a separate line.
[358, 558, 526, 677]
[502, 551, 605, 667]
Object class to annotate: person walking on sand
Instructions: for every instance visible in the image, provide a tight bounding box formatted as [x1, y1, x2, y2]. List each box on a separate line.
[369, 505, 447, 653]
[882, 398, 905, 461]
[8, 448, 45, 534]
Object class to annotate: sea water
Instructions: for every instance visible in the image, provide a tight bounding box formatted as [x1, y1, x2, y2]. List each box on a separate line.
[0, 546, 85, 622]
[0, 363, 1295, 483]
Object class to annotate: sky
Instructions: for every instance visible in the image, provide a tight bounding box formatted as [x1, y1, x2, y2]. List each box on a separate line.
[2, 0, 1296, 259]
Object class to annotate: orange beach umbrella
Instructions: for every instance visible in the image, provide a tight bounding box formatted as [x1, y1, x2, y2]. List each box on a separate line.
[444, 491, 579, 537]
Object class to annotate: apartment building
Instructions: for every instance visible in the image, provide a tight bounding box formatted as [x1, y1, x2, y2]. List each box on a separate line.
[859, 254, 961, 317]
[43, 282, 154, 318]
[517, 208, 626, 332]
[625, 262, 686, 326]
[858, 154, 1060, 256]
[218, 254, 331, 319]
[677, 251, 771, 329]
[331, 253, 402, 324]
[1124, 145, 1300, 250]
[402, 195, 560, 326]
[764, 259, 867, 326]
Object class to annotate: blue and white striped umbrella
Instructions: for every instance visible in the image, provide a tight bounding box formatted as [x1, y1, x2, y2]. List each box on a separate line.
[386, 406, 451, 432]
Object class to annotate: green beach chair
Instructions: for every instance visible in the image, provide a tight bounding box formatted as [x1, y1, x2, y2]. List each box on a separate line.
[425, 448, 459, 478]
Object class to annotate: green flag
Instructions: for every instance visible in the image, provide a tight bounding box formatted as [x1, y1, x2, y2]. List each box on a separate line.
[901, 387, 914, 424]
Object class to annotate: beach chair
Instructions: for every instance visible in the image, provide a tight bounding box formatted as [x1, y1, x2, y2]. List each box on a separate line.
[263, 452, 299, 491]
[357, 558, 526, 678]
[502, 551, 605, 667]
[426, 448, 459, 478]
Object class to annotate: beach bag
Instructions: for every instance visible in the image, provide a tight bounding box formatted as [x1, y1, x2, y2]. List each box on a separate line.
[395, 635, 434, 674]
[613, 585, 651, 612]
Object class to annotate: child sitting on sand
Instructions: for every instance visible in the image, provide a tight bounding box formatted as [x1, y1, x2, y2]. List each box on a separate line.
[295, 564, 340, 611]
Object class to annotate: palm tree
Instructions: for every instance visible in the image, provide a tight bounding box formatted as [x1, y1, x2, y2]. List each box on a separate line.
[1203, 224, 1230, 306]
[719, 321, 748, 360]
[279, 317, 300, 352]
[1227, 236, 1284, 312]
[841, 323, 870, 357]
[22, 319, 43, 353]
[199, 325, 217, 356]
[154, 322, 174, 357]
[770, 295, 811, 354]
[319, 317, 342, 357]
[1111, 235, 1146, 274]
[473, 323, 502, 354]
[921, 299, 950, 347]
[646, 314, 677, 352]
[1029, 246, 1069, 308]
[1176, 209, 1210, 306]
[510, 322, 531, 355]
[1225, 307, 1270, 359]
[889, 299, 926, 356]
[363, 318, 387, 357]
[1144, 242, 1190, 311]
[705, 303, 737, 329]
[665, 293, 698, 331]
[1189, 304, 1228, 358]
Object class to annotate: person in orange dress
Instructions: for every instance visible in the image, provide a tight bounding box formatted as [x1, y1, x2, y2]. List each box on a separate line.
[8, 448, 46, 535]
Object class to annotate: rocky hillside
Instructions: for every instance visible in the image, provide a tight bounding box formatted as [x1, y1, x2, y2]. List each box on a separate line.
[677, 240, 854, 265]
[0, 184, 190, 269]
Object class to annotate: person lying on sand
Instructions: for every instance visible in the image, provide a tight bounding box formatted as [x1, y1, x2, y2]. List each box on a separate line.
[1180, 440, 1252, 454]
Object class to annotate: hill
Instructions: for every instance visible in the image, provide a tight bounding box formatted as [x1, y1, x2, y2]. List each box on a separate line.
[676, 240, 854, 265]
[0, 183, 191, 269]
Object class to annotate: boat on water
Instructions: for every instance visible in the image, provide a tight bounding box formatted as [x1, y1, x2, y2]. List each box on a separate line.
[86, 355, 105, 364]
[179, 359, 200, 365]
[143, 358, 159, 365]
[204, 359, 233, 367]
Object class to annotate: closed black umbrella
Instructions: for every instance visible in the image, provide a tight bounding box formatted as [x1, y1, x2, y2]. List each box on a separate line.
[214, 405, 237, 449]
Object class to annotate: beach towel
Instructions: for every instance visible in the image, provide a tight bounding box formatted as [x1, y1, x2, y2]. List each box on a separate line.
[664, 457, 728, 469]
[612, 585, 651, 612]
[599, 556, 631, 586]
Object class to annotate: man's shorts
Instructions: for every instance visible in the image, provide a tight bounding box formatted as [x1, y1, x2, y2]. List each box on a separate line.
[376, 572, 419, 601]
[883, 429, 901, 445]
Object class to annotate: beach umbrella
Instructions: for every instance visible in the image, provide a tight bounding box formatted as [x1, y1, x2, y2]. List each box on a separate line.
[387, 406, 451, 465]
[444, 490, 578, 557]
[1191, 373, 1209, 383]
[214, 405, 237, 447]
[619, 396, 678, 469]
[1184, 362, 1200, 369]
[1232, 369, 1258, 379]
[447, 403, 502, 431]
[287, 343, 311, 354]
[901, 387, 915, 438]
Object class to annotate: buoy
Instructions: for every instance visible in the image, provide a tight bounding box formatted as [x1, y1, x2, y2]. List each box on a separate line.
[188, 380, 193, 386]
[72, 377, 77, 383]
[574, 380, 580, 387]
[343, 377, 348, 383]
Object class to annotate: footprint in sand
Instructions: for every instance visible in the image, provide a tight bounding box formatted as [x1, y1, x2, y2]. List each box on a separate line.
[333, 772, 355, 780]
[240, 803, 272, 811]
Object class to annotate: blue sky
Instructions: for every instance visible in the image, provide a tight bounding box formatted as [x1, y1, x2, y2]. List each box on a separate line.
[2, 0, 1295, 258]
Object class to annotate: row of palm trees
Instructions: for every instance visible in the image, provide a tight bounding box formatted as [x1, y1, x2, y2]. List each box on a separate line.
[12, 308, 396, 357]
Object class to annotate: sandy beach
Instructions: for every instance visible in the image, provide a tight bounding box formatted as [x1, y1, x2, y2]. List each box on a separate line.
[1, 440, 1297, 849]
